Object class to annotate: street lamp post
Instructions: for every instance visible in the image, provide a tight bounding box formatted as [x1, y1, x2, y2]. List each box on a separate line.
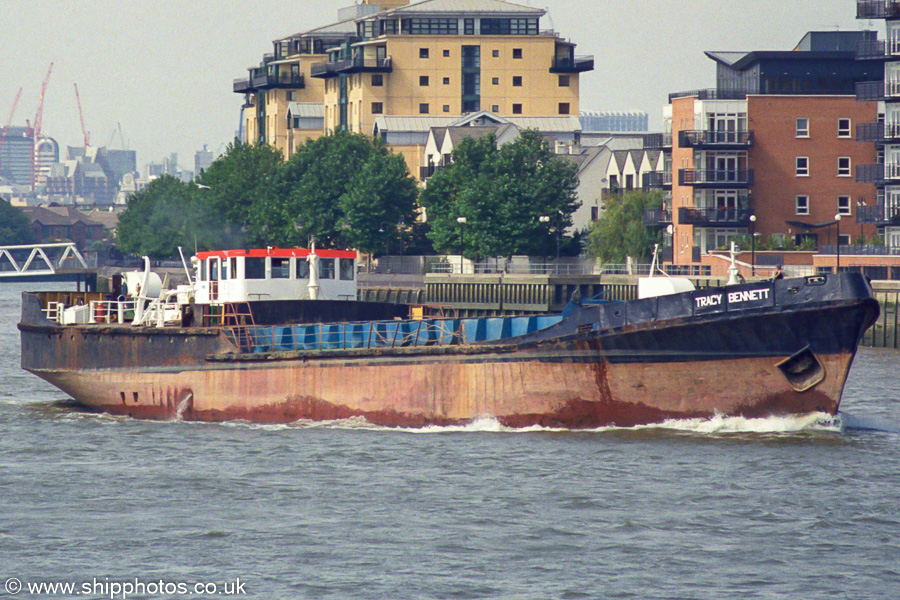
[835, 214, 842, 274]
[456, 216, 467, 274]
[749, 214, 757, 277]
[857, 199, 866, 244]
[539, 215, 551, 273]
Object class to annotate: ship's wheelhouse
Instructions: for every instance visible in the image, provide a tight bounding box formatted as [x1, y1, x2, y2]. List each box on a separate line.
[194, 248, 357, 304]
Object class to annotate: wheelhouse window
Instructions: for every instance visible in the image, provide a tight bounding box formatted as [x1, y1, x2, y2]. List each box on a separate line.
[245, 257, 266, 279]
[230, 257, 238, 279]
[296, 258, 310, 279]
[319, 258, 335, 279]
[271, 257, 290, 279]
[209, 258, 219, 281]
[340, 258, 355, 280]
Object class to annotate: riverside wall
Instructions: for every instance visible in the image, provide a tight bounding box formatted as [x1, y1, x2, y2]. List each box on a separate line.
[360, 274, 899, 350]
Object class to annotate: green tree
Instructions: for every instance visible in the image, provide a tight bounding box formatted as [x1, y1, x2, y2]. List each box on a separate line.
[0, 200, 35, 245]
[256, 130, 418, 249]
[584, 190, 664, 264]
[116, 176, 235, 258]
[340, 150, 419, 256]
[419, 130, 579, 260]
[196, 140, 283, 245]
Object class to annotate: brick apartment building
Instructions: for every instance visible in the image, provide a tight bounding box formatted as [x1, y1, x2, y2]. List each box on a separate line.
[646, 31, 883, 276]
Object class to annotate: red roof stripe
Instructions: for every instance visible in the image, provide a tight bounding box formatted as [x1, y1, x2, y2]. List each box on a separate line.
[196, 248, 357, 260]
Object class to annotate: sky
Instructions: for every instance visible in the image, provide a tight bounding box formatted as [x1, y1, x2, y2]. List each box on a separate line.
[0, 0, 875, 171]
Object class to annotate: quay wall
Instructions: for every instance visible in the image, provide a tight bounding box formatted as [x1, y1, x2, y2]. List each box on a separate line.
[363, 274, 898, 350]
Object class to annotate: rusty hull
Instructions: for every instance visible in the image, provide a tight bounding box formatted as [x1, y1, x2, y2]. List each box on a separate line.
[19, 275, 879, 429]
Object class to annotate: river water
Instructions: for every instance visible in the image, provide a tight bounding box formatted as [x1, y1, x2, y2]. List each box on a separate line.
[1, 282, 899, 599]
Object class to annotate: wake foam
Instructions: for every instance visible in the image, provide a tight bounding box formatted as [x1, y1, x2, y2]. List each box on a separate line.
[217, 413, 844, 435]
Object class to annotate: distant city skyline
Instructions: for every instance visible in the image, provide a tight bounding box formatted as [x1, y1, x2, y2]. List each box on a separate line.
[0, 0, 872, 165]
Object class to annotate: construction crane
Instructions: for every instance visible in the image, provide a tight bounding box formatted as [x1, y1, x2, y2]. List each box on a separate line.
[0, 87, 23, 174]
[74, 83, 90, 147]
[30, 62, 54, 190]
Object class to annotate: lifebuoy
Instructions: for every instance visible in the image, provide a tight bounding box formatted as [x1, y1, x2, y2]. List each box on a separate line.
[95, 300, 107, 323]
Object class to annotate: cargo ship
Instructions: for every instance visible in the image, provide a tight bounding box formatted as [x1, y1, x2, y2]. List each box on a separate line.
[19, 246, 880, 428]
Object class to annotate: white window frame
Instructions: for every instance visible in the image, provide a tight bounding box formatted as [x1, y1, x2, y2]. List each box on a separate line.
[838, 195, 852, 215]
[837, 118, 852, 138]
[796, 156, 810, 177]
[838, 157, 852, 177]
[796, 195, 810, 215]
[796, 118, 810, 138]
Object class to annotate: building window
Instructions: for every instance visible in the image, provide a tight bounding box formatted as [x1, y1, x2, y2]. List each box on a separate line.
[838, 195, 852, 215]
[796, 195, 810, 215]
[492, 49, 500, 58]
[464, 18, 474, 35]
[371, 74, 383, 86]
[512, 76, 522, 86]
[559, 75, 570, 87]
[591, 206, 599, 220]
[512, 103, 522, 114]
[419, 103, 429, 114]
[419, 48, 429, 59]
[443, 76, 450, 85]
[838, 157, 851, 177]
[420, 75, 429, 86]
[491, 105, 499, 112]
[443, 105, 450, 113]
[443, 49, 450, 57]
[838, 118, 852, 137]
[796, 156, 809, 176]
[371, 102, 383, 114]
[796, 118, 810, 137]
[559, 102, 570, 115]
[512, 48, 523, 59]
[492, 77, 499, 85]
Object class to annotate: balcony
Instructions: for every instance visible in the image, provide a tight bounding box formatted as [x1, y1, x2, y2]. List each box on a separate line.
[678, 206, 752, 227]
[678, 169, 754, 188]
[857, 39, 888, 60]
[550, 55, 594, 73]
[643, 133, 672, 149]
[667, 89, 747, 103]
[233, 77, 253, 93]
[643, 208, 672, 226]
[856, 203, 900, 225]
[857, 121, 900, 143]
[311, 57, 392, 78]
[252, 73, 305, 90]
[643, 171, 672, 189]
[678, 130, 753, 149]
[856, 163, 885, 184]
[857, 80, 885, 101]
[857, 0, 900, 19]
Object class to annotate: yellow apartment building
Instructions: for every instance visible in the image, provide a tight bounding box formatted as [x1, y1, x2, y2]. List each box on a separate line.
[236, 0, 593, 173]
